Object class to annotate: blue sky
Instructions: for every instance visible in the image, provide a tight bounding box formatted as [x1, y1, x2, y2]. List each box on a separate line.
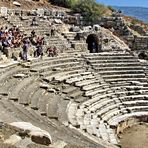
[96, 0, 148, 7]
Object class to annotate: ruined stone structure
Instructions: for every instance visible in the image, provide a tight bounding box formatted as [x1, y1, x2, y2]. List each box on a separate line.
[99, 15, 148, 55]
[0, 8, 148, 148]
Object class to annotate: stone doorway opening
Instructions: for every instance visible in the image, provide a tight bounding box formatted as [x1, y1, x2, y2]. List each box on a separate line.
[86, 34, 99, 53]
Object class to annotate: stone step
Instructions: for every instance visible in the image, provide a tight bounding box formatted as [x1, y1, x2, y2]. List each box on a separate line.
[67, 102, 79, 126]
[0, 67, 24, 84]
[9, 77, 37, 101]
[66, 73, 94, 84]
[89, 59, 138, 63]
[119, 94, 148, 101]
[105, 77, 147, 83]
[57, 99, 70, 126]
[31, 61, 80, 73]
[82, 82, 108, 91]
[92, 62, 141, 67]
[0, 78, 20, 96]
[41, 65, 83, 77]
[98, 69, 144, 75]
[74, 96, 88, 103]
[84, 87, 109, 97]
[19, 82, 39, 105]
[75, 78, 102, 87]
[31, 88, 46, 110]
[46, 95, 59, 119]
[94, 66, 143, 71]
[99, 122, 110, 142]
[38, 92, 50, 116]
[108, 111, 148, 127]
[102, 73, 146, 79]
[62, 86, 77, 94]
[70, 90, 83, 99]
[45, 69, 85, 82]
[102, 108, 127, 122]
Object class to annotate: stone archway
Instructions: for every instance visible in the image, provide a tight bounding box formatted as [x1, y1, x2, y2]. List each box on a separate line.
[86, 34, 99, 53]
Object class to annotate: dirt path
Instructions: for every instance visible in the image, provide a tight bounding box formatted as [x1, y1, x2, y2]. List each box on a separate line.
[119, 123, 148, 148]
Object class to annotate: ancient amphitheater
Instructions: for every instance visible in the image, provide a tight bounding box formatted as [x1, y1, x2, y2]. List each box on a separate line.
[0, 5, 148, 148]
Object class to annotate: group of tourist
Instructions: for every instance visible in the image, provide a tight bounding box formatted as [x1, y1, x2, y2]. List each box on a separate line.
[0, 26, 58, 61]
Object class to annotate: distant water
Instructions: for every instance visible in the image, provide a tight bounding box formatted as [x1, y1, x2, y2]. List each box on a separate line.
[114, 6, 148, 23]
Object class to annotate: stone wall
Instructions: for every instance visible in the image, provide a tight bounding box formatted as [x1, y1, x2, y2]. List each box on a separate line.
[130, 24, 147, 36]
[116, 116, 148, 135]
[99, 16, 148, 52]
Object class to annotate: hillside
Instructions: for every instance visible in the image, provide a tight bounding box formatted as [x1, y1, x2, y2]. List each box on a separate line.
[0, 0, 68, 10]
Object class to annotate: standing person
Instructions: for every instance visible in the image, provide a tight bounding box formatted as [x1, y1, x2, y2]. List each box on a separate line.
[35, 43, 43, 58]
[51, 25, 56, 37]
[22, 39, 29, 61]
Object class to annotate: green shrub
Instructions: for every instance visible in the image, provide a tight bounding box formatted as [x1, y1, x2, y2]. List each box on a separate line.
[50, 0, 107, 23]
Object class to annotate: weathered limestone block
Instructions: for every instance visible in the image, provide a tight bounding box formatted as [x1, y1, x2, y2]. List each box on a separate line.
[8, 122, 52, 146]
[30, 131, 51, 146]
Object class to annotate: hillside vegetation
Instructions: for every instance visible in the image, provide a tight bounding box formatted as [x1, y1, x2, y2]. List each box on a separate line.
[50, 0, 111, 23]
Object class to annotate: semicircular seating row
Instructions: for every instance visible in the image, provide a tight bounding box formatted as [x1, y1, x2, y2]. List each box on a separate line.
[66, 52, 148, 145]
[0, 52, 148, 147]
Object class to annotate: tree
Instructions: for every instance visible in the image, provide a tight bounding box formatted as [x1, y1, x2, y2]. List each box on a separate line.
[49, 0, 107, 23]
[72, 0, 107, 23]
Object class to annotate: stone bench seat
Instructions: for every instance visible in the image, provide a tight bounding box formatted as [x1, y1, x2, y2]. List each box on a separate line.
[0, 77, 21, 96]
[88, 99, 116, 113]
[81, 95, 119, 113]
[43, 68, 85, 82]
[105, 77, 147, 83]
[98, 69, 144, 75]
[102, 73, 145, 79]
[81, 88, 145, 108]
[0, 64, 16, 75]
[28, 55, 76, 66]
[90, 59, 138, 64]
[99, 122, 110, 142]
[84, 87, 109, 97]
[62, 86, 78, 94]
[75, 77, 104, 87]
[119, 94, 148, 101]
[82, 82, 108, 91]
[41, 65, 83, 77]
[74, 96, 88, 103]
[83, 52, 133, 57]
[30, 61, 80, 72]
[123, 100, 148, 106]
[70, 90, 83, 99]
[19, 82, 39, 105]
[75, 109, 86, 128]
[30, 88, 46, 110]
[92, 62, 141, 67]
[9, 76, 37, 101]
[57, 99, 70, 126]
[102, 107, 127, 122]
[68, 102, 78, 126]
[81, 93, 116, 108]
[94, 66, 143, 71]
[66, 72, 94, 84]
[90, 118, 101, 138]
[0, 67, 26, 85]
[110, 85, 148, 91]
[55, 72, 91, 82]
[108, 112, 148, 127]
[95, 102, 122, 118]
[128, 106, 148, 111]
